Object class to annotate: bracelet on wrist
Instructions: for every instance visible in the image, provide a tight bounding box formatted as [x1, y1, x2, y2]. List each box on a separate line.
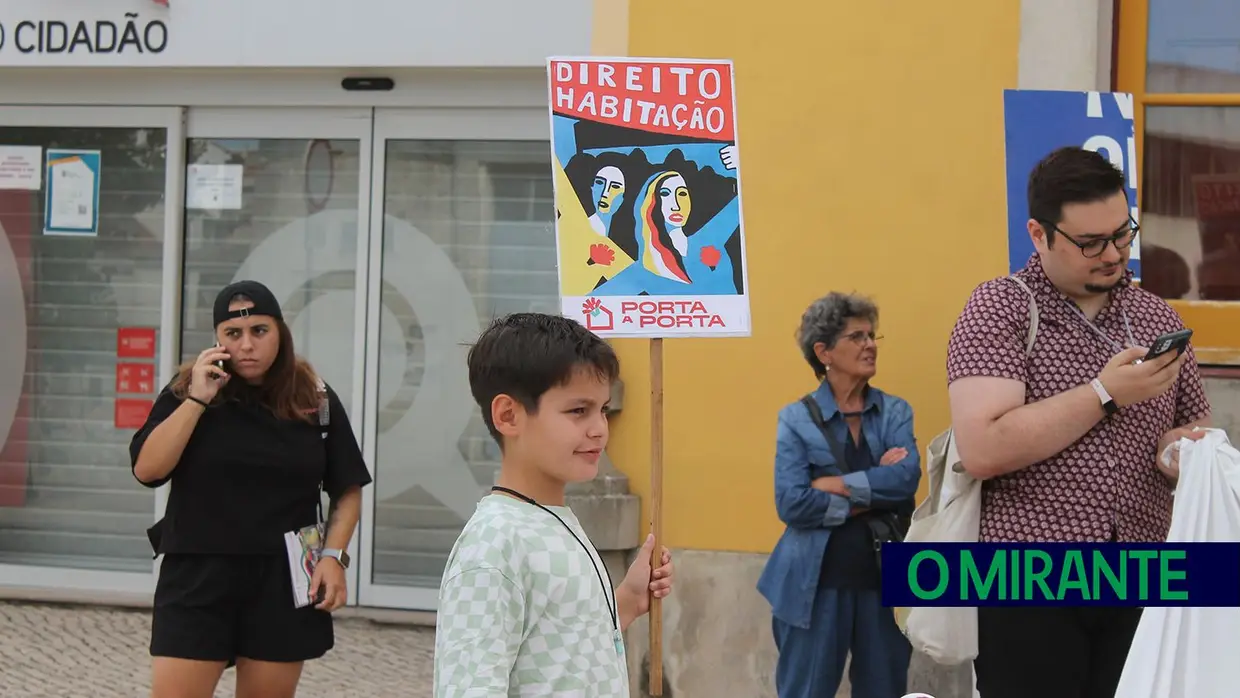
[186, 396, 209, 410]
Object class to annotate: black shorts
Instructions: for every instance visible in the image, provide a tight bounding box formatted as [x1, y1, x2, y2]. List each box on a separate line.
[151, 553, 334, 663]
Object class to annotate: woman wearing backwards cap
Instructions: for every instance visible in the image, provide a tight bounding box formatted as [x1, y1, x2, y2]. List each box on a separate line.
[130, 280, 373, 698]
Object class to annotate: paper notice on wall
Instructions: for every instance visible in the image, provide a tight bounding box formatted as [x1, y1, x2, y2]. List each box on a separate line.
[186, 164, 243, 210]
[0, 146, 42, 190]
[44, 149, 101, 236]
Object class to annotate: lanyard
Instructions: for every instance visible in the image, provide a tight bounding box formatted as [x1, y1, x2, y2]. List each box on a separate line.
[490, 486, 618, 634]
[1066, 297, 1135, 353]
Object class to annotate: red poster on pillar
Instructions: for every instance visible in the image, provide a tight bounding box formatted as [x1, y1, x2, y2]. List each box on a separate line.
[115, 399, 155, 430]
[117, 327, 157, 359]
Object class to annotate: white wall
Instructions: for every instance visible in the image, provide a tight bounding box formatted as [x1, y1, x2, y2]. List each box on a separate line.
[0, 0, 592, 68]
[1018, 0, 1114, 91]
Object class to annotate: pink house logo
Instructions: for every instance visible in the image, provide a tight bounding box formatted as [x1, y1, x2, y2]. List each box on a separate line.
[581, 297, 614, 332]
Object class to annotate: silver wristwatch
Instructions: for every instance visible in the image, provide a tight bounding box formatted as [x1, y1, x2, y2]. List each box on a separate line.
[321, 548, 350, 569]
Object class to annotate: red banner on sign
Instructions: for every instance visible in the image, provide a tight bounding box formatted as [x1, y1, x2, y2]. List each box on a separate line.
[549, 59, 736, 142]
[117, 327, 157, 359]
[116, 363, 156, 395]
[115, 398, 155, 430]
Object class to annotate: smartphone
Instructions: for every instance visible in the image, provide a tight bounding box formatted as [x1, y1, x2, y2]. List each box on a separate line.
[1142, 328, 1193, 363]
[211, 342, 225, 378]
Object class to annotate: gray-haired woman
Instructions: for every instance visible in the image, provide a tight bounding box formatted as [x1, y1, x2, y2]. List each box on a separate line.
[757, 292, 921, 698]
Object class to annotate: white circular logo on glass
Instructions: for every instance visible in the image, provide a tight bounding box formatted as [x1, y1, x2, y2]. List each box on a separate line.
[0, 222, 26, 456]
[232, 208, 483, 517]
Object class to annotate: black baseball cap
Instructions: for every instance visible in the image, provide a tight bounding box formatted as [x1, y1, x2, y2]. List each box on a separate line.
[213, 280, 284, 328]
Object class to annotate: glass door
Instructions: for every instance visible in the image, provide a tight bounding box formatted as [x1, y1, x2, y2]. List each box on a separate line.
[181, 108, 374, 601]
[0, 106, 182, 595]
[357, 107, 555, 609]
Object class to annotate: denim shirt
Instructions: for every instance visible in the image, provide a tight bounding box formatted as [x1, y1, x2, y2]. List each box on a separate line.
[756, 381, 922, 629]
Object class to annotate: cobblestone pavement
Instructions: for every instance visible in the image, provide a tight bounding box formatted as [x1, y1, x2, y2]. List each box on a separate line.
[0, 601, 436, 697]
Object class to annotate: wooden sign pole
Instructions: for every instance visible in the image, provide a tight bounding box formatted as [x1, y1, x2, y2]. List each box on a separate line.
[648, 336, 665, 696]
[545, 54, 745, 698]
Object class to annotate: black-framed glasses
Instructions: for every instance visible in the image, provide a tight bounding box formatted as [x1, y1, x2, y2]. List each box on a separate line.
[1040, 218, 1140, 259]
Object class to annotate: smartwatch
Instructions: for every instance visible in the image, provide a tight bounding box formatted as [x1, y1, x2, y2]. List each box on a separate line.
[321, 548, 351, 569]
[1091, 378, 1119, 416]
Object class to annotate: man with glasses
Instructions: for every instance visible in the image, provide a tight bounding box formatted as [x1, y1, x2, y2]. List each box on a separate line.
[945, 146, 1212, 698]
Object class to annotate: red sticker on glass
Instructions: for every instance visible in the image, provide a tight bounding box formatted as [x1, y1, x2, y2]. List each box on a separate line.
[114, 398, 154, 429]
[117, 328, 157, 359]
[116, 363, 156, 395]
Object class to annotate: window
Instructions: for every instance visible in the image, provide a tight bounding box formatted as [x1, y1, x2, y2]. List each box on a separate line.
[179, 138, 363, 414]
[0, 125, 167, 572]
[371, 140, 557, 587]
[1118, 0, 1240, 364]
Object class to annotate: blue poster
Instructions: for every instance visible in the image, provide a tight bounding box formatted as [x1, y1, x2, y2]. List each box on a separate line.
[43, 149, 101, 237]
[1003, 90, 1140, 280]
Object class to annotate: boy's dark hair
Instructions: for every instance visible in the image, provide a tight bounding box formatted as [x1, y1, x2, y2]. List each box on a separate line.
[1027, 146, 1127, 245]
[467, 313, 620, 444]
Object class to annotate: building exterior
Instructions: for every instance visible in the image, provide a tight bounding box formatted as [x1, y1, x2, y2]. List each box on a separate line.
[0, 0, 601, 614]
[0, 0, 1236, 696]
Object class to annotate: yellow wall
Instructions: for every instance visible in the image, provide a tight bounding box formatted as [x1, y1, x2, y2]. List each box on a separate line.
[596, 0, 1022, 554]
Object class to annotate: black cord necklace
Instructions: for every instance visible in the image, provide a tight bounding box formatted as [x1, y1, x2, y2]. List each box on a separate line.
[490, 485, 619, 637]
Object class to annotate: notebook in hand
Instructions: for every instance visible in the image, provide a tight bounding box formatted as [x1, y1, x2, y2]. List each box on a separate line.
[283, 523, 325, 608]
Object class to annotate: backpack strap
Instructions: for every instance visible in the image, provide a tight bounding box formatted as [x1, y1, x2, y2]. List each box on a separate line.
[1007, 275, 1039, 358]
[315, 375, 330, 437]
[800, 395, 853, 475]
[945, 276, 1038, 476]
[314, 375, 330, 524]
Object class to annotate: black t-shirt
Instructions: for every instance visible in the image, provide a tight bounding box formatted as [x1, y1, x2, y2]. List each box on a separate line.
[130, 381, 373, 555]
[820, 429, 882, 590]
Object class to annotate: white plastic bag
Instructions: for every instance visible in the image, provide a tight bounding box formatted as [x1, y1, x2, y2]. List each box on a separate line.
[898, 427, 982, 666]
[1115, 428, 1240, 698]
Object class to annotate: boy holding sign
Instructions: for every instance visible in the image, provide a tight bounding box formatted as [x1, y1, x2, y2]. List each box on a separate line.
[433, 313, 675, 697]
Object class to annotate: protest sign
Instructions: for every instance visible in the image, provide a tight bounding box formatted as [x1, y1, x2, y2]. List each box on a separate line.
[546, 56, 749, 695]
[548, 57, 750, 338]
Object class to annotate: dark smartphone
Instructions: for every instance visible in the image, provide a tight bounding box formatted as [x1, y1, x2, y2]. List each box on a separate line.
[1142, 328, 1193, 363]
[211, 342, 225, 378]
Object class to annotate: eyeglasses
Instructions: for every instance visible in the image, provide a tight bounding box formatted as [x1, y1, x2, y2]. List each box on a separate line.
[1040, 218, 1140, 259]
[842, 331, 882, 345]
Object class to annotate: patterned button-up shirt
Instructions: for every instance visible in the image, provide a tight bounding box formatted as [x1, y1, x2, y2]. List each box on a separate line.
[947, 254, 1211, 543]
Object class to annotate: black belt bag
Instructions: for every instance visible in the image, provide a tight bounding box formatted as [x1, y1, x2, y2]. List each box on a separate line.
[800, 395, 911, 575]
[859, 509, 909, 576]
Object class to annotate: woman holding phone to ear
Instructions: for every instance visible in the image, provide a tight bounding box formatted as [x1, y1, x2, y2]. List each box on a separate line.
[130, 280, 373, 698]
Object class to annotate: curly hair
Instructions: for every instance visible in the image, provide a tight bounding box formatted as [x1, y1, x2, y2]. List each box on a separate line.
[796, 292, 879, 378]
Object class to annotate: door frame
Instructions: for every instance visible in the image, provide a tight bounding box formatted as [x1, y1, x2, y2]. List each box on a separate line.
[357, 106, 548, 610]
[0, 106, 184, 598]
[184, 107, 376, 603]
